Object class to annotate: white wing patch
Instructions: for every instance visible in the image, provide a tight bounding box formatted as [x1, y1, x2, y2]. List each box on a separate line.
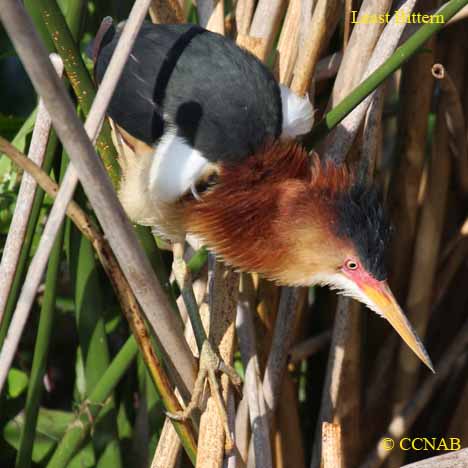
[279, 84, 315, 139]
[149, 131, 210, 202]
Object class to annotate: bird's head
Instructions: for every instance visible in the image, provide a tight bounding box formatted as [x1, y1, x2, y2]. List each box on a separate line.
[286, 162, 434, 371]
[184, 144, 433, 371]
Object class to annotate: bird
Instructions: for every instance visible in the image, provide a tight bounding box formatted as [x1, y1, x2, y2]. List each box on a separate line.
[92, 20, 433, 373]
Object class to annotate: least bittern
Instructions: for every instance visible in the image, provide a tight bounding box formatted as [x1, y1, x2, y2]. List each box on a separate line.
[92, 19, 433, 449]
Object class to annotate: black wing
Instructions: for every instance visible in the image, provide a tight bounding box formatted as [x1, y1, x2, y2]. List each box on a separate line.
[93, 22, 282, 163]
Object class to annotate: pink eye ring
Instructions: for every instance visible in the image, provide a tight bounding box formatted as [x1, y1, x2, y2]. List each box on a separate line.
[345, 260, 358, 270]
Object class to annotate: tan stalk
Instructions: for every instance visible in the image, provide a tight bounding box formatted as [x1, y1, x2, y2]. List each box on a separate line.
[433, 61, 468, 195]
[360, 86, 385, 180]
[387, 9, 437, 299]
[151, 420, 183, 468]
[149, 0, 185, 23]
[323, 0, 418, 164]
[343, 0, 352, 47]
[248, 0, 286, 61]
[273, 0, 301, 86]
[321, 422, 344, 468]
[196, 260, 239, 468]
[0, 54, 62, 324]
[235, 0, 255, 35]
[391, 51, 462, 427]
[291, 0, 341, 97]
[198, 0, 225, 34]
[330, 0, 391, 107]
[234, 395, 250, 464]
[236, 273, 272, 468]
[310, 297, 362, 468]
[277, 378, 306, 468]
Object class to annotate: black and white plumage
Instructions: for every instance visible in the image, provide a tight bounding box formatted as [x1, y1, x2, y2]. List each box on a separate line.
[93, 21, 314, 202]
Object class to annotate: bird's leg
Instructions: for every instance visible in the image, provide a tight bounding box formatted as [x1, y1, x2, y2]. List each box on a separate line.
[170, 242, 240, 451]
[165, 355, 207, 421]
[166, 341, 240, 450]
[205, 348, 239, 452]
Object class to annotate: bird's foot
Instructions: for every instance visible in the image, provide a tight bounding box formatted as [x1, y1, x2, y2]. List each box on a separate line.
[166, 340, 241, 452]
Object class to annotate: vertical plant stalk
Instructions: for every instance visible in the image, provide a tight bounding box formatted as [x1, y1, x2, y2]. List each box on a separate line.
[248, 0, 286, 61]
[262, 287, 301, 416]
[235, 35, 266, 61]
[321, 422, 343, 468]
[0, 0, 84, 342]
[30, 0, 120, 184]
[310, 297, 353, 468]
[387, 29, 436, 299]
[343, 0, 351, 47]
[0, 136, 198, 463]
[152, 246, 209, 468]
[172, 242, 207, 351]
[276, 377, 306, 468]
[224, 393, 237, 468]
[198, 0, 224, 34]
[149, 0, 185, 23]
[258, 285, 307, 468]
[151, 419, 183, 468]
[236, 274, 272, 468]
[434, 62, 468, 195]
[0, 54, 62, 325]
[0, 0, 197, 399]
[197, 260, 239, 468]
[360, 87, 385, 182]
[326, 22, 390, 455]
[390, 59, 460, 467]
[234, 395, 250, 464]
[291, 0, 341, 97]
[323, 0, 417, 163]
[235, 0, 255, 35]
[0, 130, 58, 348]
[329, 0, 391, 107]
[273, 0, 301, 86]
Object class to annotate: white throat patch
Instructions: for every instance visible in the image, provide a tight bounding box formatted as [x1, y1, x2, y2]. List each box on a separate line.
[308, 273, 385, 319]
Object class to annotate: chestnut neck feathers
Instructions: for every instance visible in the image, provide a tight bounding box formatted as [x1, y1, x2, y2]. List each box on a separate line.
[183, 141, 390, 285]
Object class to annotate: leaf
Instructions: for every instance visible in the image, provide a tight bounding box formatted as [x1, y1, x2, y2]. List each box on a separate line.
[0, 114, 26, 140]
[68, 442, 96, 468]
[7, 368, 28, 398]
[0, 108, 37, 186]
[4, 408, 74, 463]
[75, 346, 87, 401]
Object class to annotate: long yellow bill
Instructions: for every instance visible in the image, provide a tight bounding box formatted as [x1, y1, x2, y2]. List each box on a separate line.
[361, 281, 434, 373]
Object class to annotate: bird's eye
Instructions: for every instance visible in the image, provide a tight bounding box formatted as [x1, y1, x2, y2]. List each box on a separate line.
[345, 260, 358, 270]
